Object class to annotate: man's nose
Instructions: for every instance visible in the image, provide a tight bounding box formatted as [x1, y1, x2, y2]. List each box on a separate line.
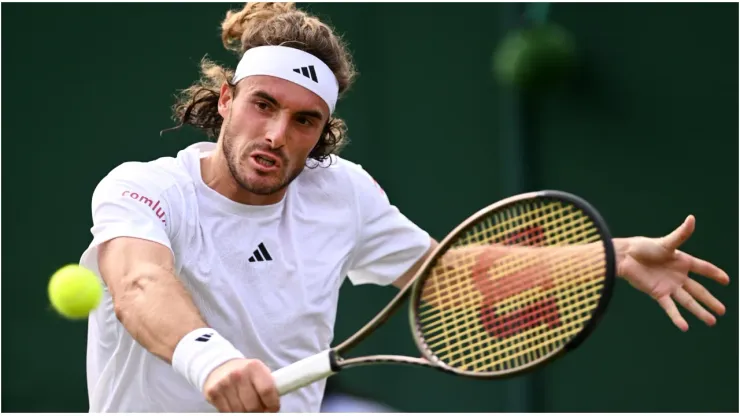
[264, 114, 290, 148]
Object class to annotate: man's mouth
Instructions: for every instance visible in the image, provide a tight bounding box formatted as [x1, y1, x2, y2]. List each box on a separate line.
[250, 151, 282, 172]
[255, 155, 276, 167]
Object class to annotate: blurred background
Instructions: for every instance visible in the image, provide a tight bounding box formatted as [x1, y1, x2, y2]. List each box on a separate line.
[2, 2, 737, 413]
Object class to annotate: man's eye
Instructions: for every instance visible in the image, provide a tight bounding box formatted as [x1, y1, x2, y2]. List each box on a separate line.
[255, 102, 269, 110]
[296, 116, 312, 126]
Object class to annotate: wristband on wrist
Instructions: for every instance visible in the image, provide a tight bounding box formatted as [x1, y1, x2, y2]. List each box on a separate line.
[172, 328, 245, 393]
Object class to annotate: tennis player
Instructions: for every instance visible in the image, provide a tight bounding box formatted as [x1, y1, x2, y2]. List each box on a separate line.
[80, 3, 730, 413]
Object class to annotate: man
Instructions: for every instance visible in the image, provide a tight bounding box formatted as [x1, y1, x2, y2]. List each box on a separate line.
[80, 2, 730, 413]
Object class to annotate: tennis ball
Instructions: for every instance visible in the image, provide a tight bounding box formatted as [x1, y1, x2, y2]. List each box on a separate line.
[493, 23, 577, 91]
[48, 264, 103, 319]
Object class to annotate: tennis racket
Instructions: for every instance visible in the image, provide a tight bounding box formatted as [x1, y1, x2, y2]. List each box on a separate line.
[272, 190, 616, 395]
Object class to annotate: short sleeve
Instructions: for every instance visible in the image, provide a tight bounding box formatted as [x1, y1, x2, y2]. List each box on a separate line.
[346, 165, 431, 286]
[79, 162, 181, 271]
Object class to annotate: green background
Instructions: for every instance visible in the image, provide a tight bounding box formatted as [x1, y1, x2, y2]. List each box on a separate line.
[2, 2, 737, 412]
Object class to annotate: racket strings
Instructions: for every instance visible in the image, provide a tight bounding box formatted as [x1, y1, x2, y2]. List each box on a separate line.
[420, 256, 604, 334]
[417, 231, 602, 319]
[417, 204, 595, 315]
[418, 208, 601, 319]
[421, 249, 605, 366]
[424, 293, 602, 366]
[414, 199, 608, 374]
[429, 266, 604, 364]
[436, 206, 600, 368]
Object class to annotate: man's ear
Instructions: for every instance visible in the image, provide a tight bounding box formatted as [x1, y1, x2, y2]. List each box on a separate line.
[218, 82, 234, 119]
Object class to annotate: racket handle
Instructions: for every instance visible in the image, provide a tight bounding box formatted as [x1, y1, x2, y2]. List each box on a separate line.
[271, 349, 337, 396]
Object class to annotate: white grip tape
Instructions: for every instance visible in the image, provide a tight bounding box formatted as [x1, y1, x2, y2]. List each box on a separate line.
[272, 349, 336, 396]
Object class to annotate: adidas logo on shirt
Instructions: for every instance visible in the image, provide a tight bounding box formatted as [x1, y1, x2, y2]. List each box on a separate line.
[292, 65, 319, 83]
[248, 243, 273, 263]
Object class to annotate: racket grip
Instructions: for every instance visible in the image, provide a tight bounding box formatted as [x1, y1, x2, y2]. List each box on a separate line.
[271, 349, 337, 396]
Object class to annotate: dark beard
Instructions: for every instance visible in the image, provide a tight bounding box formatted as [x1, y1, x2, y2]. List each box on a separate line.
[221, 120, 305, 196]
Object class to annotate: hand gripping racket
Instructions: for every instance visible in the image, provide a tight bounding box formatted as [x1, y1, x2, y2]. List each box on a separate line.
[271, 190, 616, 395]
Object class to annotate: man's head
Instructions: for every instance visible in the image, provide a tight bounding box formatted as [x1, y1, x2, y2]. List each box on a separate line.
[171, 2, 357, 197]
[218, 74, 328, 195]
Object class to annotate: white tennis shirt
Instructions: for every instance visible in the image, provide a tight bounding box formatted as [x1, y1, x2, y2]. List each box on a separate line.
[80, 142, 431, 413]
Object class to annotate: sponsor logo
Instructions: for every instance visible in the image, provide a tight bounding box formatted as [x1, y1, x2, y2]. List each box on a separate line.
[122, 190, 166, 224]
[248, 243, 273, 262]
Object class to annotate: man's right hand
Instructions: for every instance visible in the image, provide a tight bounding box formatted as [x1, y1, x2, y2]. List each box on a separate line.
[203, 358, 281, 413]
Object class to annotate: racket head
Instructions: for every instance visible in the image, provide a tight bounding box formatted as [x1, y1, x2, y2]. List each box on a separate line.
[409, 190, 616, 378]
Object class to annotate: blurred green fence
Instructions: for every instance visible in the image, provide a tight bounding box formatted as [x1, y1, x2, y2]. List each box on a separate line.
[2, 3, 737, 412]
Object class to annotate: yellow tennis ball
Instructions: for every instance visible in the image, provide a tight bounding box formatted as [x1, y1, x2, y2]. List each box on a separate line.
[48, 264, 103, 319]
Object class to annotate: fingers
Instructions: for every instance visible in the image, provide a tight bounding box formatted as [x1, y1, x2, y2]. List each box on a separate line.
[679, 251, 731, 285]
[205, 378, 238, 412]
[684, 278, 726, 316]
[224, 383, 246, 413]
[248, 360, 281, 413]
[660, 215, 695, 251]
[672, 287, 716, 327]
[232, 366, 262, 413]
[209, 393, 233, 413]
[657, 295, 689, 332]
[203, 359, 280, 413]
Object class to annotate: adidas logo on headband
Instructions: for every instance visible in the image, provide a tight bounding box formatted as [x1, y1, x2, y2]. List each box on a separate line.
[293, 65, 319, 83]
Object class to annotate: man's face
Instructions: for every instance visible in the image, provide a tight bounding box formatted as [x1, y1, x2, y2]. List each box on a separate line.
[217, 75, 329, 196]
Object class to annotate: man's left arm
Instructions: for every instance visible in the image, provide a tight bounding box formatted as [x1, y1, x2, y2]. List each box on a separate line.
[390, 215, 729, 331]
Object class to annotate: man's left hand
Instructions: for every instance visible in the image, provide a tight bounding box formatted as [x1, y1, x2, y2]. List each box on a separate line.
[615, 215, 730, 331]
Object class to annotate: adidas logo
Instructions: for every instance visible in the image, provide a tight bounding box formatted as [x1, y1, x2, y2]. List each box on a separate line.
[248, 242, 273, 263]
[292, 65, 319, 83]
[195, 333, 213, 342]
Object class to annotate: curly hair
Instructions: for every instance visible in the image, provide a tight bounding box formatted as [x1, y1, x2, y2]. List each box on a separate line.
[169, 3, 357, 164]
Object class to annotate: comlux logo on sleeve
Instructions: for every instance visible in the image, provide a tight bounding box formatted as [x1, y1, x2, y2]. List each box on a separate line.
[122, 190, 166, 224]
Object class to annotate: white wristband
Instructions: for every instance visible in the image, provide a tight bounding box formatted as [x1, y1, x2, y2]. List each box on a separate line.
[172, 328, 245, 393]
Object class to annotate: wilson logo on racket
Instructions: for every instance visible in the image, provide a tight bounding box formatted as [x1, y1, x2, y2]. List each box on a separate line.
[472, 225, 562, 339]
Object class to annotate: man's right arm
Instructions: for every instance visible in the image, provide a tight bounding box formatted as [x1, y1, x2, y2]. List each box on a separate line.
[97, 236, 206, 364]
[86, 163, 279, 412]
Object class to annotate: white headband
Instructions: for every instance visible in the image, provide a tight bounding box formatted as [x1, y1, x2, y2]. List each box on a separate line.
[232, 45, 339, 114]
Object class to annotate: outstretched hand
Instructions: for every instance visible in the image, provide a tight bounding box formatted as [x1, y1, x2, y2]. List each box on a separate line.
[616, 215, 730, 331]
